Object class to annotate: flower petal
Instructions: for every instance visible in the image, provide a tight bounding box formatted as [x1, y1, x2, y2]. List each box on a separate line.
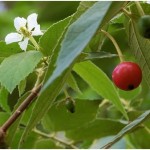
[27, 13, 38, 31]
[18, 38, 29, 51]
[31, 25, 43, 36]
[5, 33, 23, 44]
[14, 17, 27, 31]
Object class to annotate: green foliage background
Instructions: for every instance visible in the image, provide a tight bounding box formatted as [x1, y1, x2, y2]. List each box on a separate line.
[0, 1, 150, 149]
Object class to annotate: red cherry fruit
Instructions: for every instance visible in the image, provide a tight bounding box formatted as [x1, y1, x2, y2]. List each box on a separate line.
[112, 62, 142, 91]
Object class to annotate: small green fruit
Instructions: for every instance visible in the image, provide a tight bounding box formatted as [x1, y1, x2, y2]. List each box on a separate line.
[138, 15, 150, 38]
[65, 97, 75, 113]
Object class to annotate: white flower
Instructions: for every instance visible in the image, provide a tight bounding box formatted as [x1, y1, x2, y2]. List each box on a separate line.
[5, 13, 43, 51]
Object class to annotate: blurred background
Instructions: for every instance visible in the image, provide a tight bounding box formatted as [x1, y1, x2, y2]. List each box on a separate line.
[0, 1, 80, 40]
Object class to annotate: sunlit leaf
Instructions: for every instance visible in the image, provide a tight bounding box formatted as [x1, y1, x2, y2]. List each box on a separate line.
[73, 61, 127, 118]
[0, 51, 42, 93]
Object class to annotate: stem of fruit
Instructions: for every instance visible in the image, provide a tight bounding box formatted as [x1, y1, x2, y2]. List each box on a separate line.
[33, 128, 78, 149]
[101, 29, 124, 62]
[135, 1, 145, 16]
[0, 83, 42, 132]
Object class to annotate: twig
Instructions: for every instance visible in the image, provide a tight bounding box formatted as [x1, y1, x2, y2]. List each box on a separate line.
[33, 128, 78, 149]
[0, 84, 42, 132]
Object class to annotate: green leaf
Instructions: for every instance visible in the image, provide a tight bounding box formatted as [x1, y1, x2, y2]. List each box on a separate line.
[118, 86, 141, 100]
[39, 2, 96, 56]
[0, 112, 10, 126]
[128, 125, 150, 148]
[19, 131, 39, 149]
[43, 1, 126, 91]
[102, 110, 150, 149]
[18, 20, 73, 148]
[66, 119, 125, 141]
[39, 16, 72, 56]
[75, 87, 101, 100]
[17, 1, 95, 145]
[67, 73, 81, 93]
[70, 1, 96, 24]
[0, 41, 21, 63]
[73, 61, 127, 119]
[34, 139, 62, 149]
[19, 2, 126, 147]
[10, 129, 39, 149]
[0, 42, 34, 63]
[42, 99, 100, 131]
[128, 20, 150, 88]
[18, 79, 26, 97]
[0, 51, 43, 93]
[125, 3, 150, 88]
[0, 87, 10, 113]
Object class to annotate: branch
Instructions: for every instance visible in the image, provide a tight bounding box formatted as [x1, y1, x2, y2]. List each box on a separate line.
[0, 84, 42, 133]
